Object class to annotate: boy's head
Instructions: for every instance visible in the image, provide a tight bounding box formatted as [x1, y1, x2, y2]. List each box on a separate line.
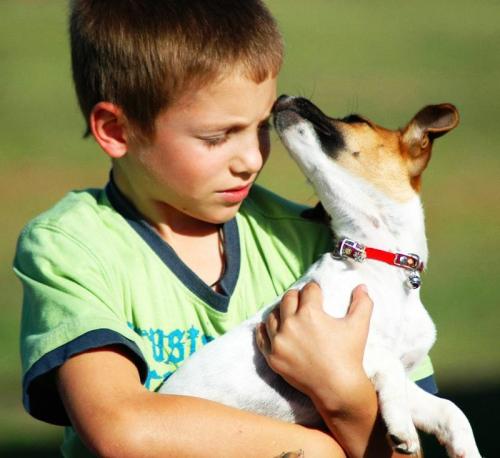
[70, 0, 283, 144]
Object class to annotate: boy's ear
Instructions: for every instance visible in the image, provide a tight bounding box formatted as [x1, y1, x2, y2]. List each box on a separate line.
[90, 102, 130, 159]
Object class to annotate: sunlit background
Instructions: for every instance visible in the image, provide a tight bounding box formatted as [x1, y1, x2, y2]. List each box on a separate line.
[1, 1, 499, 456]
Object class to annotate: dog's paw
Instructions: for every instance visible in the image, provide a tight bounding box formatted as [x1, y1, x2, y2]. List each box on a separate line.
[433, 399, 482, 458]
[444, 437, 482, 458]
[389, 432, 420, 455]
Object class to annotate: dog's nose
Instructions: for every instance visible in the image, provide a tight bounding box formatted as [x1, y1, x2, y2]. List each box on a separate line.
[272, 94, 295, 113]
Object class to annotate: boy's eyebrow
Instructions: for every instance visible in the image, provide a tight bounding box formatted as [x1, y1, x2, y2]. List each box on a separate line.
[197, 115, 272, 132]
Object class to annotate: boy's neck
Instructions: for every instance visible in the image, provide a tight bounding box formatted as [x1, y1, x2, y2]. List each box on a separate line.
[112, 167, 220, 241]
[111, 168, 226, 288]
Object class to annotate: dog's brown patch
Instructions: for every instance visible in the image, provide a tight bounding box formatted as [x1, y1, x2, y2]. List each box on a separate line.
[334, 121, 417, 202]
[330, 104, 459, 202]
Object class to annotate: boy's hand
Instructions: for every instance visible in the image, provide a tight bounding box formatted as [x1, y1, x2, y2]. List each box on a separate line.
[256, 282, 373, 414]
[256, 283, 405, 458]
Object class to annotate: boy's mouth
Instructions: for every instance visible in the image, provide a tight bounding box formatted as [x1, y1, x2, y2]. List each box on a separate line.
[218, 183, 252, 203]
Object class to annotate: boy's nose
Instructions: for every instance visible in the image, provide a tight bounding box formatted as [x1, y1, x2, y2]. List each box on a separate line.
[231, 136, 266, 176]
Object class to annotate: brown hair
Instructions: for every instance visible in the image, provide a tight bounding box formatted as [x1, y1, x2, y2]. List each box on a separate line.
[70, 0, 283, 142]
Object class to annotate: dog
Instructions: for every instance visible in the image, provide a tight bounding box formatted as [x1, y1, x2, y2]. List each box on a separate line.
[160, 96, 481, 457]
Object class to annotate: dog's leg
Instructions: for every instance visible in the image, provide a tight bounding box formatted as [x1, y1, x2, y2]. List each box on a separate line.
[364, 348, 420, 455]
[406, 380, 481, 458]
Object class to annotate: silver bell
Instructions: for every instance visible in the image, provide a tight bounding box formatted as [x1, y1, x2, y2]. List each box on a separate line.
[406, 271, 421, 289]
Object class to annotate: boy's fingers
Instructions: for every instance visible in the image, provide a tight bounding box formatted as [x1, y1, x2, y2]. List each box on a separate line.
[255, 322, 272, 356]
[297, 281, 323, 310]
[279, 289, 299, 320]
[265, 307, 280, 339]
[347, 284, 373, 331]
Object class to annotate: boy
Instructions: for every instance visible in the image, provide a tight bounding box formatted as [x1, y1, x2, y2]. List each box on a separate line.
[15, 1, 435, 456]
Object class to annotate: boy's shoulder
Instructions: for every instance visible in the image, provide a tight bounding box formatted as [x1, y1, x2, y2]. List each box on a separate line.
[22, 188, 106, 228]
[17, 187, 120, 251]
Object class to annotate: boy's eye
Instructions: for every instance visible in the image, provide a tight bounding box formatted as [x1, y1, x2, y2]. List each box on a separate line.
[200, 121, 271, 147]
[201, 135, 228, 147]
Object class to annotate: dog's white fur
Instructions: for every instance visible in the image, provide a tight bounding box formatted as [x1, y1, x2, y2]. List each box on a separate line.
[160, 98, 480, 457]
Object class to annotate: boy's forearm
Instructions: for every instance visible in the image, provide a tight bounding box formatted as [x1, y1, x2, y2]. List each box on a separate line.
[309, 370, 395, 458]
[57, 348, 344, 458]
[68, 389, 347, 457]
[120, 392, 346, 458]
[107, 391, 403, 458]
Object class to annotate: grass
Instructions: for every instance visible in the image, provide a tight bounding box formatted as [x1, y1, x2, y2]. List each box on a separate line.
[1, 0, 499, 456]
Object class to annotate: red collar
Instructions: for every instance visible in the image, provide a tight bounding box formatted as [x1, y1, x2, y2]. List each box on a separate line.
[332, 237, 424, 288]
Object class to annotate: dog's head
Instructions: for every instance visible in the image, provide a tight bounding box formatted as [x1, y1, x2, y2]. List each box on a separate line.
[272, 96, 459, 203]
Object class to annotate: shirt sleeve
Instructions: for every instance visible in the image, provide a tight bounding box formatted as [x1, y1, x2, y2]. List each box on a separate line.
[14, 223, 149, 425]
[409, 355, 438, 394]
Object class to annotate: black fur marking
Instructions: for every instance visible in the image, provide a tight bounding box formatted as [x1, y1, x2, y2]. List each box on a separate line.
[342, 114, 371, 125]
[273, 97, 345, 157]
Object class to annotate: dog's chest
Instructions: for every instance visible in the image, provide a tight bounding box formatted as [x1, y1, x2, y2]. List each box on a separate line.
[302, 254, 436, 366]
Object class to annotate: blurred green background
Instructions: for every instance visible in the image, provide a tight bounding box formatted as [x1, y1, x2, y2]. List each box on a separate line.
[1, 0, 499, 456]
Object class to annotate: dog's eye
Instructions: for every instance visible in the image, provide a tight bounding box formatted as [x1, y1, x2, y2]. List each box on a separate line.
[352, 151, 360, 157]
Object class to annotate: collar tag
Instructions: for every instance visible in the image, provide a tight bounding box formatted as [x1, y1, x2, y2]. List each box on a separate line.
[406, 271, 422, 289]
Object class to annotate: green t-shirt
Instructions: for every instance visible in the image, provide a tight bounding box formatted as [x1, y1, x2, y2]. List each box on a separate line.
[14, 179, 436, 457]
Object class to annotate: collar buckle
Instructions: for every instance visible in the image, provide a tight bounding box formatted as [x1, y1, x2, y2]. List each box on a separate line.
[334, 238, 366, 263]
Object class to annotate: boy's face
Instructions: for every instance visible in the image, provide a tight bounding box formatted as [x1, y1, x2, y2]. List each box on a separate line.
[122, 72, 277, 225]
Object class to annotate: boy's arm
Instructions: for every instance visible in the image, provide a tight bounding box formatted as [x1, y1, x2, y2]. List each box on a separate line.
[57, 284, 404, 458]
[256, 283, 402, 458]
[57, 346, 345, 458]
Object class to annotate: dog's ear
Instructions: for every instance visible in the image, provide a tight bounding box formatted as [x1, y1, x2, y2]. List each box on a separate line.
[402, 103, 459, 176]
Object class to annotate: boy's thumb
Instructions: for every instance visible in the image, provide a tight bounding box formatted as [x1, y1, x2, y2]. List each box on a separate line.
[347, 284, 373, 328]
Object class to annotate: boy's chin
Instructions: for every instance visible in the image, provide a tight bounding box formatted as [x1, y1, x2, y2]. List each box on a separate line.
[202, 202, 243, 224]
